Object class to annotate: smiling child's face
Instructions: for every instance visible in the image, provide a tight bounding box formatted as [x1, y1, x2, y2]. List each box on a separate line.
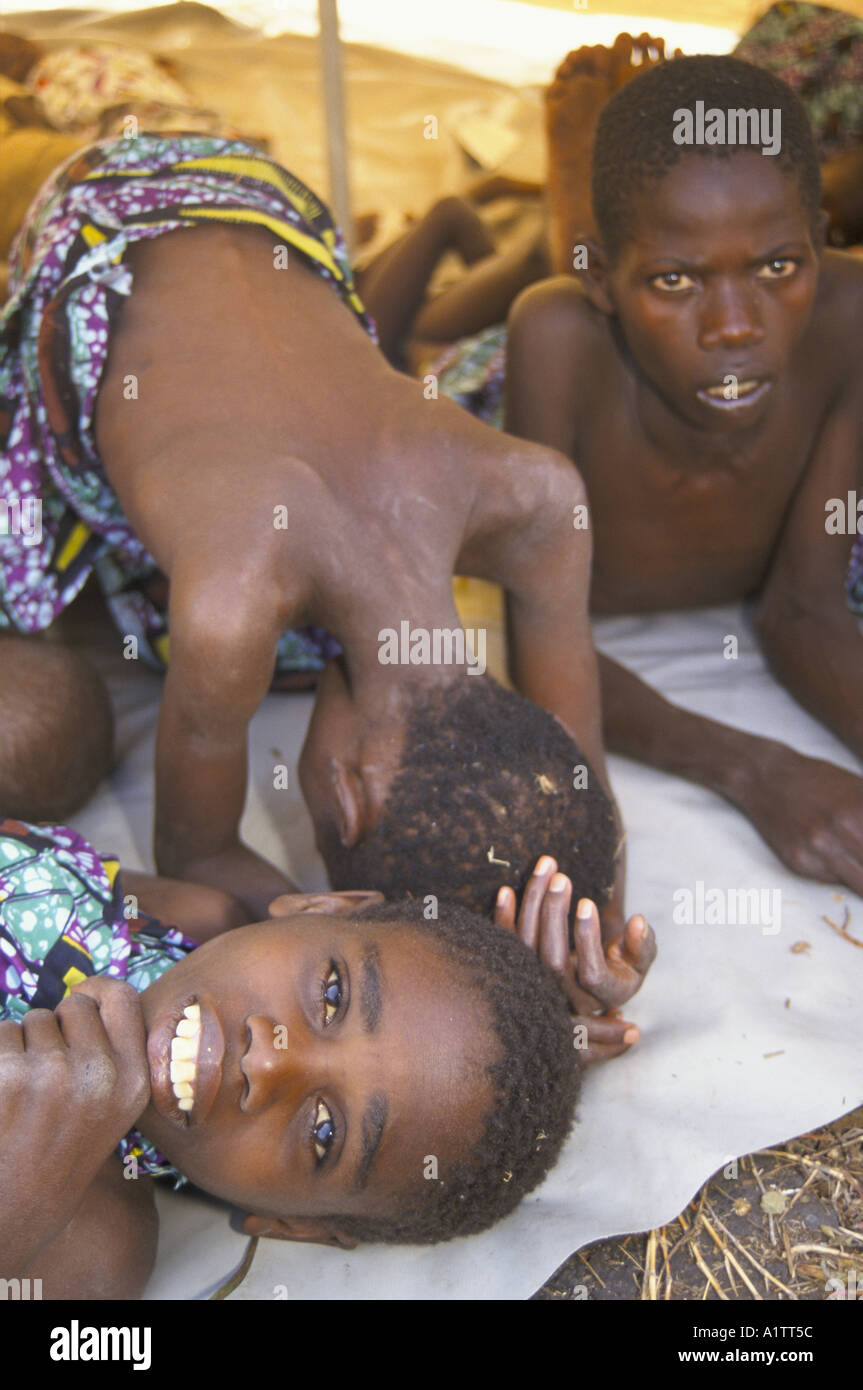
[136, 915, 497, 1238]
[605, 151, 821, 432]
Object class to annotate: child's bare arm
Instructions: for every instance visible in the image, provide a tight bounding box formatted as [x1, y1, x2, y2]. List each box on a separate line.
[755, 383, 863, 754]
[122, 870, 250, 941]
[460, 435, 628, 935]
[153, 570, 300, 918]
[747, 380, 863, 892]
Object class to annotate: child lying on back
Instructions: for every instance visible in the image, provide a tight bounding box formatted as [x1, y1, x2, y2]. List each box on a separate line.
[0, 818, 655, 1298]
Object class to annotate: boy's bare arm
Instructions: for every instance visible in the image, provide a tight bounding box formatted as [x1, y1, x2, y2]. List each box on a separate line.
[459, 440, 627, 934]
[122, 870, 251, 940]
[756, 382, 863, 754]
[153, 570, 299, 918]
[748, 381, 863, 892]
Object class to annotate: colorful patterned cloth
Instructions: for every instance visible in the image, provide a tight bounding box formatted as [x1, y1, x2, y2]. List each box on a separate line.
[433, 324, 507, 430]
[0, 815, 195, 1180]
[0, 133, 369, 673]
[735, 2, 863, 161]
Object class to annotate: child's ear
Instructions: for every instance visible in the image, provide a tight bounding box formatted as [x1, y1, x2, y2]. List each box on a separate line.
[242, 1213, 358, 1249]
[330, 758, 367, 848]
[574, 237, 616, 315]
[267, 890, 385, 919]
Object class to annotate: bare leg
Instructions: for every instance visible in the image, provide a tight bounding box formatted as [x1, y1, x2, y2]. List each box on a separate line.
[465, 172, 544, 205]
[0, 634, 114, 820]
[545, 34, 678, 274]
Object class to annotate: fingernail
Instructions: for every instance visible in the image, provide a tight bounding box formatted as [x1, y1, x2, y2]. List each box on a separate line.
[536, 856, 555, 875]
[623, 1026, 640, 1044]
[576, 898, 594, 920]
[549, 873, 568, 893]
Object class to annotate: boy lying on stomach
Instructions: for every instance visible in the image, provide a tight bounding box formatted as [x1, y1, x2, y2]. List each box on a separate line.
[504, 56, 863, 895]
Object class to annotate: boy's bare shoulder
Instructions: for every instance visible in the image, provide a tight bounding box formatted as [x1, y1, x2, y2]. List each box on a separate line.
[509, 274, 611, 372]
[505, 275, 617, 458]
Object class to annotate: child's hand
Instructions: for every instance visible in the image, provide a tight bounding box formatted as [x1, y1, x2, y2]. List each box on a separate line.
[494, 856, 656, 1061]
[0, 976, 149, 1275]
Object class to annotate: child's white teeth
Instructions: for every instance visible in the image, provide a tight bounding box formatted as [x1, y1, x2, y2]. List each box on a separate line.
[706, 379, 758, 397]
[169, 1005, 202, 1109]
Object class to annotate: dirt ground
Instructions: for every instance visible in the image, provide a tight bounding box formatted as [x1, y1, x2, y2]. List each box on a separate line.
[533, 1105, 863, 1301]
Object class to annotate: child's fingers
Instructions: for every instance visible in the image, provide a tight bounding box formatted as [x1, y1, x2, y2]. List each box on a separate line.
[538, 873, 571, 973]
[573, 898, 609, 995]
[67, 976, 149, 1112]
[575, 1012, 640, 1065]
[19, 1007, 66, 1051]
[622, 914, 658, 974]
[494, 885, 517, 931]
[0, 1019, 24, 1052]
[515, 855, 557, 950]
[54, 989, 120, 1049]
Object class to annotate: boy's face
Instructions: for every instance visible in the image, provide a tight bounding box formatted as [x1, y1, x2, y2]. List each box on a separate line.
[605, 152, 821, 434]
[299, 657, 407, 856]
[136, 914, 496, 1240]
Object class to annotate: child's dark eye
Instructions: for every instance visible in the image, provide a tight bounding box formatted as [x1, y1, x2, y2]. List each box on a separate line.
[649, 270, 695, 292]
[312, 1098, 336, 1164]
[321, 963, 343, 1025]
[757, 258, 797, 279]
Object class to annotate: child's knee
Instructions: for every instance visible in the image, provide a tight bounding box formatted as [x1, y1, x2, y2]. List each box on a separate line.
[0, 636, 114, 819]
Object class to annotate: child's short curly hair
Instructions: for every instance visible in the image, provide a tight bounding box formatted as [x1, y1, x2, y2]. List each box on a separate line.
[320, 896, 581, 1244]
[592, 54, 822, 262]
[323, 675, 619, 918]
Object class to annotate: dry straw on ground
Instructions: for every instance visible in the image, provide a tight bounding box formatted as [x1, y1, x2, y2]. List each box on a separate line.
[536, 1105, 863, 1301]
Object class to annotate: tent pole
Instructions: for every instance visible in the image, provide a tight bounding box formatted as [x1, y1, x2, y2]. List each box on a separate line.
[318, 0, 353, 253]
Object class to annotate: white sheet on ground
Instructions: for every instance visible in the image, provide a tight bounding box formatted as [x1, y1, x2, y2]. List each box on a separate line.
[66, 598, 863, 1299]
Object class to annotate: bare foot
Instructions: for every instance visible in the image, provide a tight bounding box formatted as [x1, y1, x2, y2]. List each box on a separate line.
[545, 34, 681, 274]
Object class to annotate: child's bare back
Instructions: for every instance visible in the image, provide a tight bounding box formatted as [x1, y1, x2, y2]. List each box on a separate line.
[90, 219, 609, 918]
